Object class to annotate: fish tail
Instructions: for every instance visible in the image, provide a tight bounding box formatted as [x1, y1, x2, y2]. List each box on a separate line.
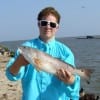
[82, 69, 94, 84]
[84, 69, 94, 78]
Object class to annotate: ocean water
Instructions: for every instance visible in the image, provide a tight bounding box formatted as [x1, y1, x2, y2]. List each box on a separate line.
[1, 37, 100, 94]
[59, 38, 100, 95]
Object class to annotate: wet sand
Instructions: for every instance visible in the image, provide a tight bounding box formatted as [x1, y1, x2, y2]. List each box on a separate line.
[0, 55, 22, 100]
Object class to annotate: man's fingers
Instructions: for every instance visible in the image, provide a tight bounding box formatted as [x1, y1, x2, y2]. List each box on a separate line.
[65, 69, 71, 78]
[56, 68, 72, 81]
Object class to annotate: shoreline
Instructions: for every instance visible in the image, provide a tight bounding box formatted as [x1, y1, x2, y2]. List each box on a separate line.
[0, 55, 99, 100]
[0, 55, 22, 100]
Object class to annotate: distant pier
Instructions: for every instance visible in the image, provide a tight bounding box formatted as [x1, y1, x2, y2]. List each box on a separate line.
[76, 35, 100, 39]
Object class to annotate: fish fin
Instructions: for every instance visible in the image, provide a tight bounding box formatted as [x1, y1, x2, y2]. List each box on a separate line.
[81, 68, 94, 84]
[34, 58, 43, 71]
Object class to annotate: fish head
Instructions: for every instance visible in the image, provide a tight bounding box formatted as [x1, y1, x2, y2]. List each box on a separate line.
[18, 46, 37, 64]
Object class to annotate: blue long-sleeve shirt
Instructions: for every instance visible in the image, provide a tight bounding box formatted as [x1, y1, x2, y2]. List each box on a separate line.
[6, 38, 80, 100]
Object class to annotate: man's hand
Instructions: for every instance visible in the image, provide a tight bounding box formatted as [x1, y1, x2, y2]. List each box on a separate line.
[19, 55, 29, 66]
[56, 68, 75, 84]
[9, 54, 29, 75]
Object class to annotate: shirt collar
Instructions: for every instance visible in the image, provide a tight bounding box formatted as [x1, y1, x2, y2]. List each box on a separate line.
[37, 37, 56, 46]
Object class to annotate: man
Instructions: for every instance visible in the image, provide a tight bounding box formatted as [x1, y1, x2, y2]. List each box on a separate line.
[6, 7, 80, 100]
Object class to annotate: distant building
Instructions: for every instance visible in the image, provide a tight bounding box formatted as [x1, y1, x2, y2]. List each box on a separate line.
[86, 35, 94, 39]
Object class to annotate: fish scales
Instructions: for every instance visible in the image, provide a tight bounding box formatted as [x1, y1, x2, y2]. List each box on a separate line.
[18, 46, 94, 83]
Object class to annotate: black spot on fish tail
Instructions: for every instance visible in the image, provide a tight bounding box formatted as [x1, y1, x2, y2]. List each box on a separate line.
[84, 69, 94, 78]
[81, 68, 94, 84]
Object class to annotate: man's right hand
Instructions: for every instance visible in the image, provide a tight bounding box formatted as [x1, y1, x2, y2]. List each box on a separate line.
[9, 55, 29, 75]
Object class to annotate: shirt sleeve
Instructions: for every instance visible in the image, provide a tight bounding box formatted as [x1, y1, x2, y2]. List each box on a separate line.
[61, 44, 75, 67]
[65, 75, 80, 99]
[6, 50, 26, 81]
[6, 41, 32, 81]
[62, 44, 80, 99]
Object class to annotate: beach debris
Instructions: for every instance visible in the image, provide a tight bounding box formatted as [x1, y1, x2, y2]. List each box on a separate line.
[79, 88, 100, 100]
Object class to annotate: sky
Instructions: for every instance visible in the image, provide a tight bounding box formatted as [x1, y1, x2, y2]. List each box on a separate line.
[0, 0, 100, 42]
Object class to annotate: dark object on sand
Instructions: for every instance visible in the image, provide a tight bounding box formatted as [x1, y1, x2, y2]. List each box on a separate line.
[79, 88, 99, 100]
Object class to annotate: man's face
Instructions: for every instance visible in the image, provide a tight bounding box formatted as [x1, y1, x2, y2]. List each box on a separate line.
[38, 14, 59, 41]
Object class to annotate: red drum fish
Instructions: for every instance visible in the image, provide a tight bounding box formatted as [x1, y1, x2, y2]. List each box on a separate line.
[18, 46, 93, 83]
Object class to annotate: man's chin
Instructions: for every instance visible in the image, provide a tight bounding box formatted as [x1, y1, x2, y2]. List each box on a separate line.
[44, 35, 53, 40]
[44, 34, 52, 38]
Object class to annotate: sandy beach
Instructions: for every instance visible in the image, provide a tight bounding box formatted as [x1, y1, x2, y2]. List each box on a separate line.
[0, 55, 99, 100]
[0, 55, 22, 100]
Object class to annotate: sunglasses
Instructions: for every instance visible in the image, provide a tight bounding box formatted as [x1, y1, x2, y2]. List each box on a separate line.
[39, 20, 58, 28]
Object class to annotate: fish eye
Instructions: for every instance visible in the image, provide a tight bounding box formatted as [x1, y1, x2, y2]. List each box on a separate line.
[23, 46, 29, 49]
[23, 46, 27, 49]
